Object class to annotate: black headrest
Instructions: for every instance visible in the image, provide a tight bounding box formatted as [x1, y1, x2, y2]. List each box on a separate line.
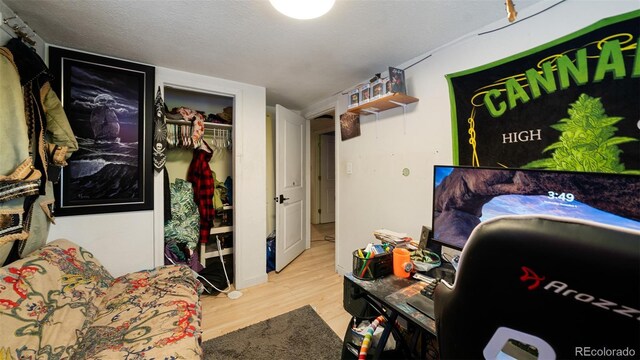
[436, 215, 640, 359]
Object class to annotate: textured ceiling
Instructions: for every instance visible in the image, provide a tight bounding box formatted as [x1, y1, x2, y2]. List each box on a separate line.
[4, 0, 545, 110]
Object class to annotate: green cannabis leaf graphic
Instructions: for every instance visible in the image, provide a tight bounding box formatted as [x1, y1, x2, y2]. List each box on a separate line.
[524, 94, 639, 174]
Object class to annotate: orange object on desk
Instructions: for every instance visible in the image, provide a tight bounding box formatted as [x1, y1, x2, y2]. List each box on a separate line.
[393, 248, 412, 278]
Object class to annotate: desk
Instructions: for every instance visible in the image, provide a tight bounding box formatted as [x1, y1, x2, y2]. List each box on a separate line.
[342, 273, 437, 359]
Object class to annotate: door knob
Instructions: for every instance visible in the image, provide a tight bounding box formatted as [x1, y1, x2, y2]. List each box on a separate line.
[278, 194, 290, 203]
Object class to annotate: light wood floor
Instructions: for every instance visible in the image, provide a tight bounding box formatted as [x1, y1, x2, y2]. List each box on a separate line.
[200, 222, 352, 341]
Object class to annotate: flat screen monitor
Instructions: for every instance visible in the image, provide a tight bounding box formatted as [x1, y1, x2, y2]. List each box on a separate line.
[431, 165, 640, 251]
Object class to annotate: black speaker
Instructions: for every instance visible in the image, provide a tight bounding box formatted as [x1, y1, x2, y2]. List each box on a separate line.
[419, 225, 430, 249]
[421, 225, 442, 255]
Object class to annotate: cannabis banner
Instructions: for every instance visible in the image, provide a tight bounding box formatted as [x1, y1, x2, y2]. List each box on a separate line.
[447, 10, 639, 174]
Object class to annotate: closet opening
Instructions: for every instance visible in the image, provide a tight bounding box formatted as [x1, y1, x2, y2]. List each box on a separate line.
[162, 85, 237, 296]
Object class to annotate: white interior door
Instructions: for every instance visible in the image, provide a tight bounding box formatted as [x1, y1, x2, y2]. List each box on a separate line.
[275, 105, 306, 272]
[320, 133, 335, 223]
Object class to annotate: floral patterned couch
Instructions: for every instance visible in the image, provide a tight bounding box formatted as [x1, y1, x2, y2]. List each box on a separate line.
[0, 239, 202, 359]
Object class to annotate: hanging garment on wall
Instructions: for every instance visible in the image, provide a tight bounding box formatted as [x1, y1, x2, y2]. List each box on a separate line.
[0, 39, 77, 266]
[0, 48, 36, 245]
[4, 39, 78, 189]
[153, 87, 167, 172]
[187, 141, 215, 244]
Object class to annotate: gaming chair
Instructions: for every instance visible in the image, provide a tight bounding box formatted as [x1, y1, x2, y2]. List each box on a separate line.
[434, 215, 640, 359]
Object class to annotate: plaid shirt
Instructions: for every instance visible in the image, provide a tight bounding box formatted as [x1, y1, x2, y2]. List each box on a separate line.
[187, 142, 215, 244]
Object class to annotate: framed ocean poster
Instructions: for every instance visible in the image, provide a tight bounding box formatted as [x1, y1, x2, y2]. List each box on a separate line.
[48, 46, 154, 216]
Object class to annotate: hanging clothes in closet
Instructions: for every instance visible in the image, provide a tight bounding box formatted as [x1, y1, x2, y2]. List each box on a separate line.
[187, 141, 215, 245]
[165, 105, 231, 244]
[163, 104, 214, 270]
[163, 178, 202, 271]
[165, 106, 206, 149]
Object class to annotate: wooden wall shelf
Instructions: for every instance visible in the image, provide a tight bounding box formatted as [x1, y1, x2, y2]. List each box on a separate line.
[347, 93, 419, 115]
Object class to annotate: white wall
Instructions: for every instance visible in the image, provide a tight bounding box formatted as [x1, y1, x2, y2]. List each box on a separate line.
[48, 212, 155, 277]
[302, 0, 640, 274]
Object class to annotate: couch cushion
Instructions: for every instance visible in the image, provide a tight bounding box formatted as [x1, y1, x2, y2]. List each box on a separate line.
[0, 239, 113, 358]
[74, 264, 202, 359]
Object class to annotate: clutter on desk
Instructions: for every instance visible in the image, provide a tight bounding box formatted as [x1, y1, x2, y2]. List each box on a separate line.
[357, 229, 444, 280]
[410, 249, 442, 273]
[392, 248, 413, 278]
[352, 243, 394, 280]
[412, 272, 435, 283]
[373, 229, 418, 250]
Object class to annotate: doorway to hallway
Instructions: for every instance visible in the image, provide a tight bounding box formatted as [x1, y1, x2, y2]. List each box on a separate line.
[310, 113, 335, 226]
[309, 112, 336, 264]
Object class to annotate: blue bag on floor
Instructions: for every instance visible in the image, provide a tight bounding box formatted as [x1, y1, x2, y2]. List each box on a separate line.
[266, 232, 276, 272]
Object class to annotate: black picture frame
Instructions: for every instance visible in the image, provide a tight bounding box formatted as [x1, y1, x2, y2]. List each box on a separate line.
[48, 46, 154, 216]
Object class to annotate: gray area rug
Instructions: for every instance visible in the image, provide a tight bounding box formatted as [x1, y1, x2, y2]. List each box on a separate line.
[202, 305, 343, 359]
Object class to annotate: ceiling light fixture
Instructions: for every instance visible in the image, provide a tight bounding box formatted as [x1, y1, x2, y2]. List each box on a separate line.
[269, 0, 335, 20]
